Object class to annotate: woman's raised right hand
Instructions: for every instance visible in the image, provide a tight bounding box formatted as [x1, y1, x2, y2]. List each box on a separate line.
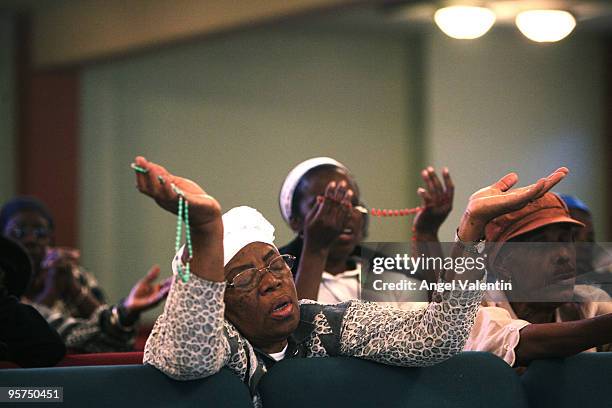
[458, 167, 568, 241]
[133, 156, 222, 228]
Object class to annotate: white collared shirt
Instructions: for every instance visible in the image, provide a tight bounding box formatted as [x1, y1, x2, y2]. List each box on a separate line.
[317, 263, 429, 310]
[318, 267, 362, 304]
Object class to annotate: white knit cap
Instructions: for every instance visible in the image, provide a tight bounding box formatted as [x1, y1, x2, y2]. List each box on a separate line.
[279, 157, 346, 225]
[222, 206, 276, 266]
[171, 206, 276, 275]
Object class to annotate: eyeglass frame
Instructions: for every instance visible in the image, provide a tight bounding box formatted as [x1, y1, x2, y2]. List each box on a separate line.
[353, 205, 368, 215]
[7, 226, 52, 240]
[226, 254, 296, 290]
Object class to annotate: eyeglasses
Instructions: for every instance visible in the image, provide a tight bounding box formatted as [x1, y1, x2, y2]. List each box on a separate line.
[8, 226, 51, 240]
[354, 205, 368, 215]
[226, 254, 295, 291]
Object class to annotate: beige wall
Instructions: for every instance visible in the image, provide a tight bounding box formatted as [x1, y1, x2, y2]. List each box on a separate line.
[426, 28, 606, 242]
[80, 25, 419, 317]
[0, 14, 15, 202]
[32, 0, 356, 68]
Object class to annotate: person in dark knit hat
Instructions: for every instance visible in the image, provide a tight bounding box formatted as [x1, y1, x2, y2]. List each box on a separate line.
[0, 236, 65, 367]
[559, 194, 612, 296]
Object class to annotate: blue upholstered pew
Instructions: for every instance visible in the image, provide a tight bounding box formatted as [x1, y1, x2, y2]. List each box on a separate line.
[260, 352, 528, 408]
[2, 352, 611, 407]
[521, 353, 612, 408]
[0, 364, 252, 407]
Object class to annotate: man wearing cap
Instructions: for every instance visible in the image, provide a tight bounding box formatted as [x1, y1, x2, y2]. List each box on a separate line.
[463, 192, 612, 367]
[133, 156, 567, 405]
[0, 236, 65, 367]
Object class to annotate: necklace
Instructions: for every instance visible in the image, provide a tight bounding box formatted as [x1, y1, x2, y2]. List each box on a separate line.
[369, 206, 422, 217]
[172, 183, 193, 282]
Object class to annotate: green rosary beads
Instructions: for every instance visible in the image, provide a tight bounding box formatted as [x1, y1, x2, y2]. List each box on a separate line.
[172, 184, 193, 283]
[130, 163, 149, 174]
[131, 162, 193, 283]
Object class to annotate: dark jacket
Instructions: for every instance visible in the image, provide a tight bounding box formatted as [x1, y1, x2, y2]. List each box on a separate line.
[0, 291, 66, 367]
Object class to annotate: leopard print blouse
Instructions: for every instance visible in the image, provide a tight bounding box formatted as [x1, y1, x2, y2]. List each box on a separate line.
[144, 275, 482, 405]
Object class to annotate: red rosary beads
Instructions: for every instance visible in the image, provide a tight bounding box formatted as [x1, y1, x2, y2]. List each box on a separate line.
[370, 207, 422, 217]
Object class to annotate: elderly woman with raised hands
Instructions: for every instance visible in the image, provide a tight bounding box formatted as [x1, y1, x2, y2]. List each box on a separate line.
[134, 156, 567, 406]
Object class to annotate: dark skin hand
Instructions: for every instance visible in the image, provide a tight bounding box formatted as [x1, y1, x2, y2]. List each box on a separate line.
[456, 168, 568, 243]
[133, 156, 224, 284]
[33, 247, 102, 318]
[295, 180, 354, 300]
[412, 167, 454, 288]
[121, 265, 172, 323]
[36, 247, 80, 303]
[302, 180, 354, 252]
[413, 166, 454, 236]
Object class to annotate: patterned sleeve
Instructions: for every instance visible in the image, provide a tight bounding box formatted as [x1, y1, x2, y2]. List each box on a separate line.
[143, 274, 232, 380]
[339, 285, 483, 367]
[30, 303, 136, 353]
[75, 266, 107, 303]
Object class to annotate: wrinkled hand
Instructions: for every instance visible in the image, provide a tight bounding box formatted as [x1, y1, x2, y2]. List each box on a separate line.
[303, 180, 353, 251]
[458, 167, 569, 241]
[133, 156, 221, 228]
[42, 247, 80, 268]
[413, 167, 454, 234]
[122, 265, 172, 317]
[40, 247, 81, 297]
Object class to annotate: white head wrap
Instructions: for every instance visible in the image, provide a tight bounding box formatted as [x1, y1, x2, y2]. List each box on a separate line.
[278, 157, 347, 225]
[172, 206, 276, 274]
[222, 206, 276, 266]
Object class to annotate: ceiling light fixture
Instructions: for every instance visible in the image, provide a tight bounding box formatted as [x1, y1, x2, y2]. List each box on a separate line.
[434, 6, 496, 40]
[515, 10, 576, 43]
